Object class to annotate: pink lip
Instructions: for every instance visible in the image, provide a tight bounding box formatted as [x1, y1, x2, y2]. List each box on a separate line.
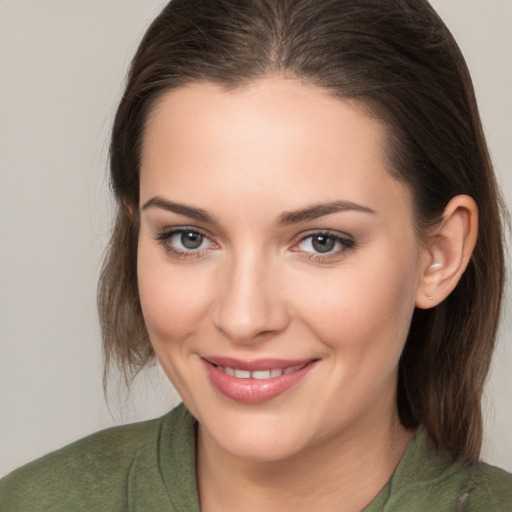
[201, 357, 318, 404]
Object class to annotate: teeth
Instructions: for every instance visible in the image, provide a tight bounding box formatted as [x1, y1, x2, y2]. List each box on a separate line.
[217, 363, 306, 379]
[284, 364, 304, 374]
[252, 370, 271, 380]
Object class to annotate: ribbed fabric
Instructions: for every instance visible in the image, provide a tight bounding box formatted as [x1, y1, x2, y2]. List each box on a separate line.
[1, 404, 511, 511]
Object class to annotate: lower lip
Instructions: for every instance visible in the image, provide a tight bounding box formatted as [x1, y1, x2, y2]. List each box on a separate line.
[202, 359, 317, 404]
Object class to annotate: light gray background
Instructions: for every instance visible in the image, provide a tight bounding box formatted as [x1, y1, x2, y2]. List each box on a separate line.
[1, 0, 511, 477]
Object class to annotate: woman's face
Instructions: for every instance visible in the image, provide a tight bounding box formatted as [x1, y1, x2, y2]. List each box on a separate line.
[138, 78, 427, 462]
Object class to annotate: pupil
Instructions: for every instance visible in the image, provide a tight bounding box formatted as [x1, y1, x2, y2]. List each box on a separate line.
[181, 232, 203, 249]
[312, 235, 334, 253]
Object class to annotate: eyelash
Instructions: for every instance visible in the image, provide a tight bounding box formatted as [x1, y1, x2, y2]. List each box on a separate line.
[154, 228, 355, 261]
[154, 227, 215, 259]
[292, 231, 355, 262]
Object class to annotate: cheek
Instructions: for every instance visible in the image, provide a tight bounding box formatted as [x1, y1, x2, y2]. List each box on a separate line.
[294, 252, 418, 360]
[137, 243, 212, 344]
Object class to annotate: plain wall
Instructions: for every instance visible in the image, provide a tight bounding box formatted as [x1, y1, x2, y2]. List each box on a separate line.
[1, 0, 511, 476]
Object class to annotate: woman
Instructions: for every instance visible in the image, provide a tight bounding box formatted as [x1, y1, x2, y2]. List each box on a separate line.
[1, 0, 511, 510]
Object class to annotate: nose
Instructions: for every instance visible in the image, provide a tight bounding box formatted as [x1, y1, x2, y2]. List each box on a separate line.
[213, 251, 290, 344]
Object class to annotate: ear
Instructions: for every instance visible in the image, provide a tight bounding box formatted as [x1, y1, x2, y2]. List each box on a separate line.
[415, 195, 478, 309]
[122, 197, 138, 222]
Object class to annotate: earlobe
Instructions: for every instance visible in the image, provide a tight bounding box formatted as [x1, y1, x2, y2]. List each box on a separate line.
[415, 195, 478, 309]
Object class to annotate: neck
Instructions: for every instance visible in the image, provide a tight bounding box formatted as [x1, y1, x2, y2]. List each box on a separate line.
[197, 409, 413, 512]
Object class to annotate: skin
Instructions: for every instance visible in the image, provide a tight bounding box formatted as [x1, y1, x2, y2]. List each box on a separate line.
[136, 77, 477, 512]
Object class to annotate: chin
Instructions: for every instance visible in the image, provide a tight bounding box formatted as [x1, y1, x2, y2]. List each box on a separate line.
[208, 426, 308, 463]
[194, 402, 313, 463]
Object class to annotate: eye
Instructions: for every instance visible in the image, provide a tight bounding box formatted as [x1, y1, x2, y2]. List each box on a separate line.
[155, 227, 216, 258]
[301, 234, 336, 253]
[174, 231, 205, 250]
[293, 231, 355, 260]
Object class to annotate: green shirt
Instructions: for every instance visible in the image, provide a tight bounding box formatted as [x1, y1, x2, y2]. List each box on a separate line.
[1, 403, 511, 511]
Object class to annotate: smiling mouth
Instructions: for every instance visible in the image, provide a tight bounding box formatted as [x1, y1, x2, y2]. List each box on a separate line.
[202, 357, 318, 404]
[213, 362, 308, 380]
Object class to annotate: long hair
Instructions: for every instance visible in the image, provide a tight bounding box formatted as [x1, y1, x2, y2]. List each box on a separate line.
[98, 0, 507, 462]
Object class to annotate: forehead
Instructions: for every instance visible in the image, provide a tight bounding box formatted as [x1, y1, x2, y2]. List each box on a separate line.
[142, 78, 384, 164]
[139, 78, 412, 220]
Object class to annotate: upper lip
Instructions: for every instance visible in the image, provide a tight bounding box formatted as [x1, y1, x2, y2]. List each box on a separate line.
[202, 356, 316, 371]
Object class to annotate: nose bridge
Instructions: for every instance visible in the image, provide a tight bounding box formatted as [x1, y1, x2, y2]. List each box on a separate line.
[214, 246, 288, 343]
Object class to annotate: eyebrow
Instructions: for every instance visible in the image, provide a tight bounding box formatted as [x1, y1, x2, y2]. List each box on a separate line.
[277, 200, 376, 225]
[141, 196, 217, 224]
[141, 196, 375, 225]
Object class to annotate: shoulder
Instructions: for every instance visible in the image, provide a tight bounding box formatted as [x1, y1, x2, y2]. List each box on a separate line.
[383, 427, 512, 512]
[0, 404, 190, 512]
[464, 461, 512, 512]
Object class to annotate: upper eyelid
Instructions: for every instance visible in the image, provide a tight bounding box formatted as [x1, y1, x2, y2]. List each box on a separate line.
[295, 229, 353, 243]
[156, 225, 212, 238]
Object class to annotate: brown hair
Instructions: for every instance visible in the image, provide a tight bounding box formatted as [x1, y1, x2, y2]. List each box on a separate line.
[98, 0, 507, 462]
